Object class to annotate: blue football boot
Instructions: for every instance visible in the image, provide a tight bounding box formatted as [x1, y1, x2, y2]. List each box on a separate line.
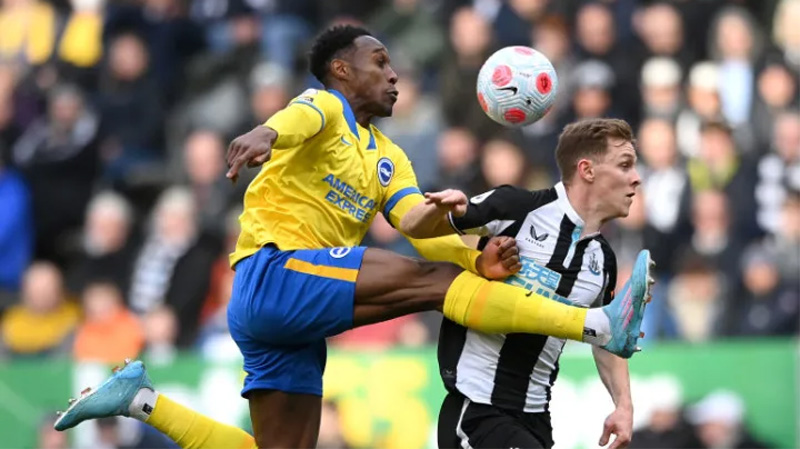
[54, 359, 152, 431]
[601, 250, 655, 358]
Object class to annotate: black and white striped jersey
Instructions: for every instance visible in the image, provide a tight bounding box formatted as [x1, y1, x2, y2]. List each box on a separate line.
[439, 182, 617, 413]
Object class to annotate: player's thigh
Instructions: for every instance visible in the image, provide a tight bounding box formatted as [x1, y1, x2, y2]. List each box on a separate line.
[447, 396, 549, 449]
[438, 391, 467, 449]
[228, 245, 364, 344]
[353, 247, 463, 327]
[472, 422, 548, 449]
[233, 337, 326, 447]
[247, 389, 321, 449]
[232, 332, 328, 398]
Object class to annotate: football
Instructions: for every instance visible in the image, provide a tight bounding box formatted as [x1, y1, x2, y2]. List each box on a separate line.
[476, 46, 558, 127]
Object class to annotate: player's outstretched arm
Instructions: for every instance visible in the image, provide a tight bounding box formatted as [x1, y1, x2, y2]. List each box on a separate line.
[384, 149, 518, 278]
[226, 89, 331, 182]
[386, 192, 519, 279]
[226, 125, 277, 182]
[399, 189, 468, 238]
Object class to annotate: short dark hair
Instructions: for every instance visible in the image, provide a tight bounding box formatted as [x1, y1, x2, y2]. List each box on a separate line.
[555, 118, 635, 183]
[309, 25, 372, 85]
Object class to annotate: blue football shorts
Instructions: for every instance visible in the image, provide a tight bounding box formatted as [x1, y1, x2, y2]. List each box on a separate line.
[227, 244, 367, 397]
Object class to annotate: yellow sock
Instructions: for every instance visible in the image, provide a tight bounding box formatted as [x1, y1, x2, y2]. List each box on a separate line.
[443, 271, 587, 341]
[147, 394, 258, 449]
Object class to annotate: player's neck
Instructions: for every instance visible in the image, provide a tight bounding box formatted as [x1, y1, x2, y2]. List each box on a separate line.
[350, 97, 374, 127]
[354, 109, 373, 128]
[563, 183, 607, 237]
[328, 83, 374, 127]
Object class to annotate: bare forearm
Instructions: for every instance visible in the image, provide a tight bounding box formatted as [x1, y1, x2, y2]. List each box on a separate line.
[400, 203, 455, 238]
[593, 346, 632, 409]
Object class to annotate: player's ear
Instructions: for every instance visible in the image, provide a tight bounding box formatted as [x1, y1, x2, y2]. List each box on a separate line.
[330, 59, 350, 82]
[577, 158, 595, 183]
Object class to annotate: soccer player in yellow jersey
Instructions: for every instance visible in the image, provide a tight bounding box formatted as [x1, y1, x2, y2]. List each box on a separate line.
[54, 26, 650, 449]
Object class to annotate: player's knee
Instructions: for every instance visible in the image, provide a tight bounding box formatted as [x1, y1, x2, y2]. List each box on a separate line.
[360, 257, 465, 313]
[414, 261, 464, 306]
[404, 258, 462, 281]
[428, 262, 464, 287]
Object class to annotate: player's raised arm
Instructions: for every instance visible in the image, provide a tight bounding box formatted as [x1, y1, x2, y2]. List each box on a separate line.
[226, 125, 277, 182]
[402, 184, 539, 239]
[381, 150, 519, 278]
[399, 189, 469, 238]
[226, 89, 331, 181]
[387, 191, 520, 279]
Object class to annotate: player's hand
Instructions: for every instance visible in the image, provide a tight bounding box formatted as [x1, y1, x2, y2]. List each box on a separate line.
[424, 189, 469, 217]
[226, 126, 277, 183]
[476, 236, 521, 280]
[599, 406, 633, 449]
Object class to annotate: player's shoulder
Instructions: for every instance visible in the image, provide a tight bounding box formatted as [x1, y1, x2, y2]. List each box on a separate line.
[476, 185, 556, 208]
[594, 234, 616, 254]
[528, 186, 558, 207]
[493, 184, 558, 201]
[291, 89, 342, 114]
[292, 88, 329, 102]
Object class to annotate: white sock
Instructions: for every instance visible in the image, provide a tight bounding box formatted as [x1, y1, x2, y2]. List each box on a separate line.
[128, 388, 159, 422]
[584, 308, 612, 346]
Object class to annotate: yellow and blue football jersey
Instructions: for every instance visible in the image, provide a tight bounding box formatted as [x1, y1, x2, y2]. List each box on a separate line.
[227, 89, 487, 397]
[231, 89, 426, 266]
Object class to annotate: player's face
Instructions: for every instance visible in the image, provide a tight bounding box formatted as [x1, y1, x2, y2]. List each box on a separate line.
[348, 36, 399, 117]
[593, 138, 641, 219]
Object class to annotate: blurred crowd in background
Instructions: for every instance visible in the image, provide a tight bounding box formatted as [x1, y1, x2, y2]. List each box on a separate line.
[0, 0, 798, 448]
[0, 0, 798, 408]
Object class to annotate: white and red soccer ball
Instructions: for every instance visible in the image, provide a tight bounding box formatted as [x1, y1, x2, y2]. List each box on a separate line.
[476, 46, 558, 127]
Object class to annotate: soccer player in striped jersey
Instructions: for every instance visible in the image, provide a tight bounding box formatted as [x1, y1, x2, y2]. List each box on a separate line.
[53, 27, 650, 449]
[402, 119, 655, 449]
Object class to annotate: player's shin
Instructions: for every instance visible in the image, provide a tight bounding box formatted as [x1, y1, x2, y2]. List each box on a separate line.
[131, 390, 258, 449]
[442, 271, 610, 344]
